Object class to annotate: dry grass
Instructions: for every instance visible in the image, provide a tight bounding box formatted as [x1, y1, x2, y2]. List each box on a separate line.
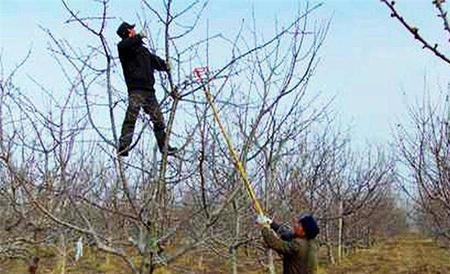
[327, 233, 450, 274]
[1, 233, 449, 273]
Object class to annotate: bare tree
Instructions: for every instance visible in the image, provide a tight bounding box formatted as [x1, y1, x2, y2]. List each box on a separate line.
[382, 0, 450, 247]
[396, 91, 450, 244]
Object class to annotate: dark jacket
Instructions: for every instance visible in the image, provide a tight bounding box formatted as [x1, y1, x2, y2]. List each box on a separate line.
[117, 35, 169, 92]
[262, 222, 318, 274]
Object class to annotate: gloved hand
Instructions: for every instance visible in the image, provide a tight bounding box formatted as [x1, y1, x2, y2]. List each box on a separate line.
[256, 214, 272, 227]
[138, 29, 147, 39]
[170, 86, 180, 100]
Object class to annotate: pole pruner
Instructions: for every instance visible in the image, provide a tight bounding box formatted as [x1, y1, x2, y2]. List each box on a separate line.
[193, 67, 264, 215]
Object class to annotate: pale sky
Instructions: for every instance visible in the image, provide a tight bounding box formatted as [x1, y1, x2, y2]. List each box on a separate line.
[1, 0, 449, 150]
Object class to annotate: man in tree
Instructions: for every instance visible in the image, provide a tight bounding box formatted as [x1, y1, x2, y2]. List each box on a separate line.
[256, 213, 319, 274]
[116, 22, 177, 157]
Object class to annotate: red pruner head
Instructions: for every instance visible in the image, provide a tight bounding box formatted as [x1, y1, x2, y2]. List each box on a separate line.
[193, 66, 209, 80]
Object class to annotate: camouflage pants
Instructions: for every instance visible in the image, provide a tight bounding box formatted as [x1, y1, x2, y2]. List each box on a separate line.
[119, 90, 166, 150]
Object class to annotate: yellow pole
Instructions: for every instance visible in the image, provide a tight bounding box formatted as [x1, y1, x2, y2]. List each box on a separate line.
[194, 68, 264, 215]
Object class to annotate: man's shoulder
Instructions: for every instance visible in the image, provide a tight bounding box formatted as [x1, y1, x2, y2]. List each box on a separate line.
[117, 39, 127, 47]
[117, 39, 145, 50]
[294, 238, 318, 244]
[292, 238, 315, 249]
[292, 237, 305, 245]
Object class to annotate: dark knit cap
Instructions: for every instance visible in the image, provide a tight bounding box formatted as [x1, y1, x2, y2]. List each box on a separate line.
[116, 22, 135, 39]
[298, 214, 319, 239]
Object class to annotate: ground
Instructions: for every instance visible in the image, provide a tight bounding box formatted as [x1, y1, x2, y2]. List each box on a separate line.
[326, 233, 450, 274]
[1, 233, 449, 273]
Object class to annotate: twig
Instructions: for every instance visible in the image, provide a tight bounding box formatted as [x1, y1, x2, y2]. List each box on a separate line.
[381, 0, 450, 65]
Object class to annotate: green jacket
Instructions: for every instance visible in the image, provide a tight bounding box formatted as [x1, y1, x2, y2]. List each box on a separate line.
[261, 223, 318, 274]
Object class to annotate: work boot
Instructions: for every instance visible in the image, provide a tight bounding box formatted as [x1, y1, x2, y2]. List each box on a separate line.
[117, 145, 129, 157]
[161, 145, 178, 156]
[154, 130, 178, 156]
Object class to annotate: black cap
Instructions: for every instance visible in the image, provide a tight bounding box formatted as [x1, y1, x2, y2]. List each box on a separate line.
[298, 214, 319, 239]
[117, 22, 135, 39]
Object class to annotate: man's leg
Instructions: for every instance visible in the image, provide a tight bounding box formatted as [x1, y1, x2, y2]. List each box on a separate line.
[142, 92, 177, 155]
[118, 92, 142, 156]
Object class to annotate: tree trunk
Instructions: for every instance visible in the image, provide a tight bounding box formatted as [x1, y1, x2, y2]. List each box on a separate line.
[267, 249, 276, 274]
[337, 200, 344, 262]
[230, 201, 240, 274]
[231, 247, 238, 274]
[59, 233, 66, 274]
[265, 159, 276, 274]
[325, 220, 335, 264]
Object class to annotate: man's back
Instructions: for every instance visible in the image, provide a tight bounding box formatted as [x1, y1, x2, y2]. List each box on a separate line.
[262, 227, 318, 274]
[117, 36, 168, 91]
